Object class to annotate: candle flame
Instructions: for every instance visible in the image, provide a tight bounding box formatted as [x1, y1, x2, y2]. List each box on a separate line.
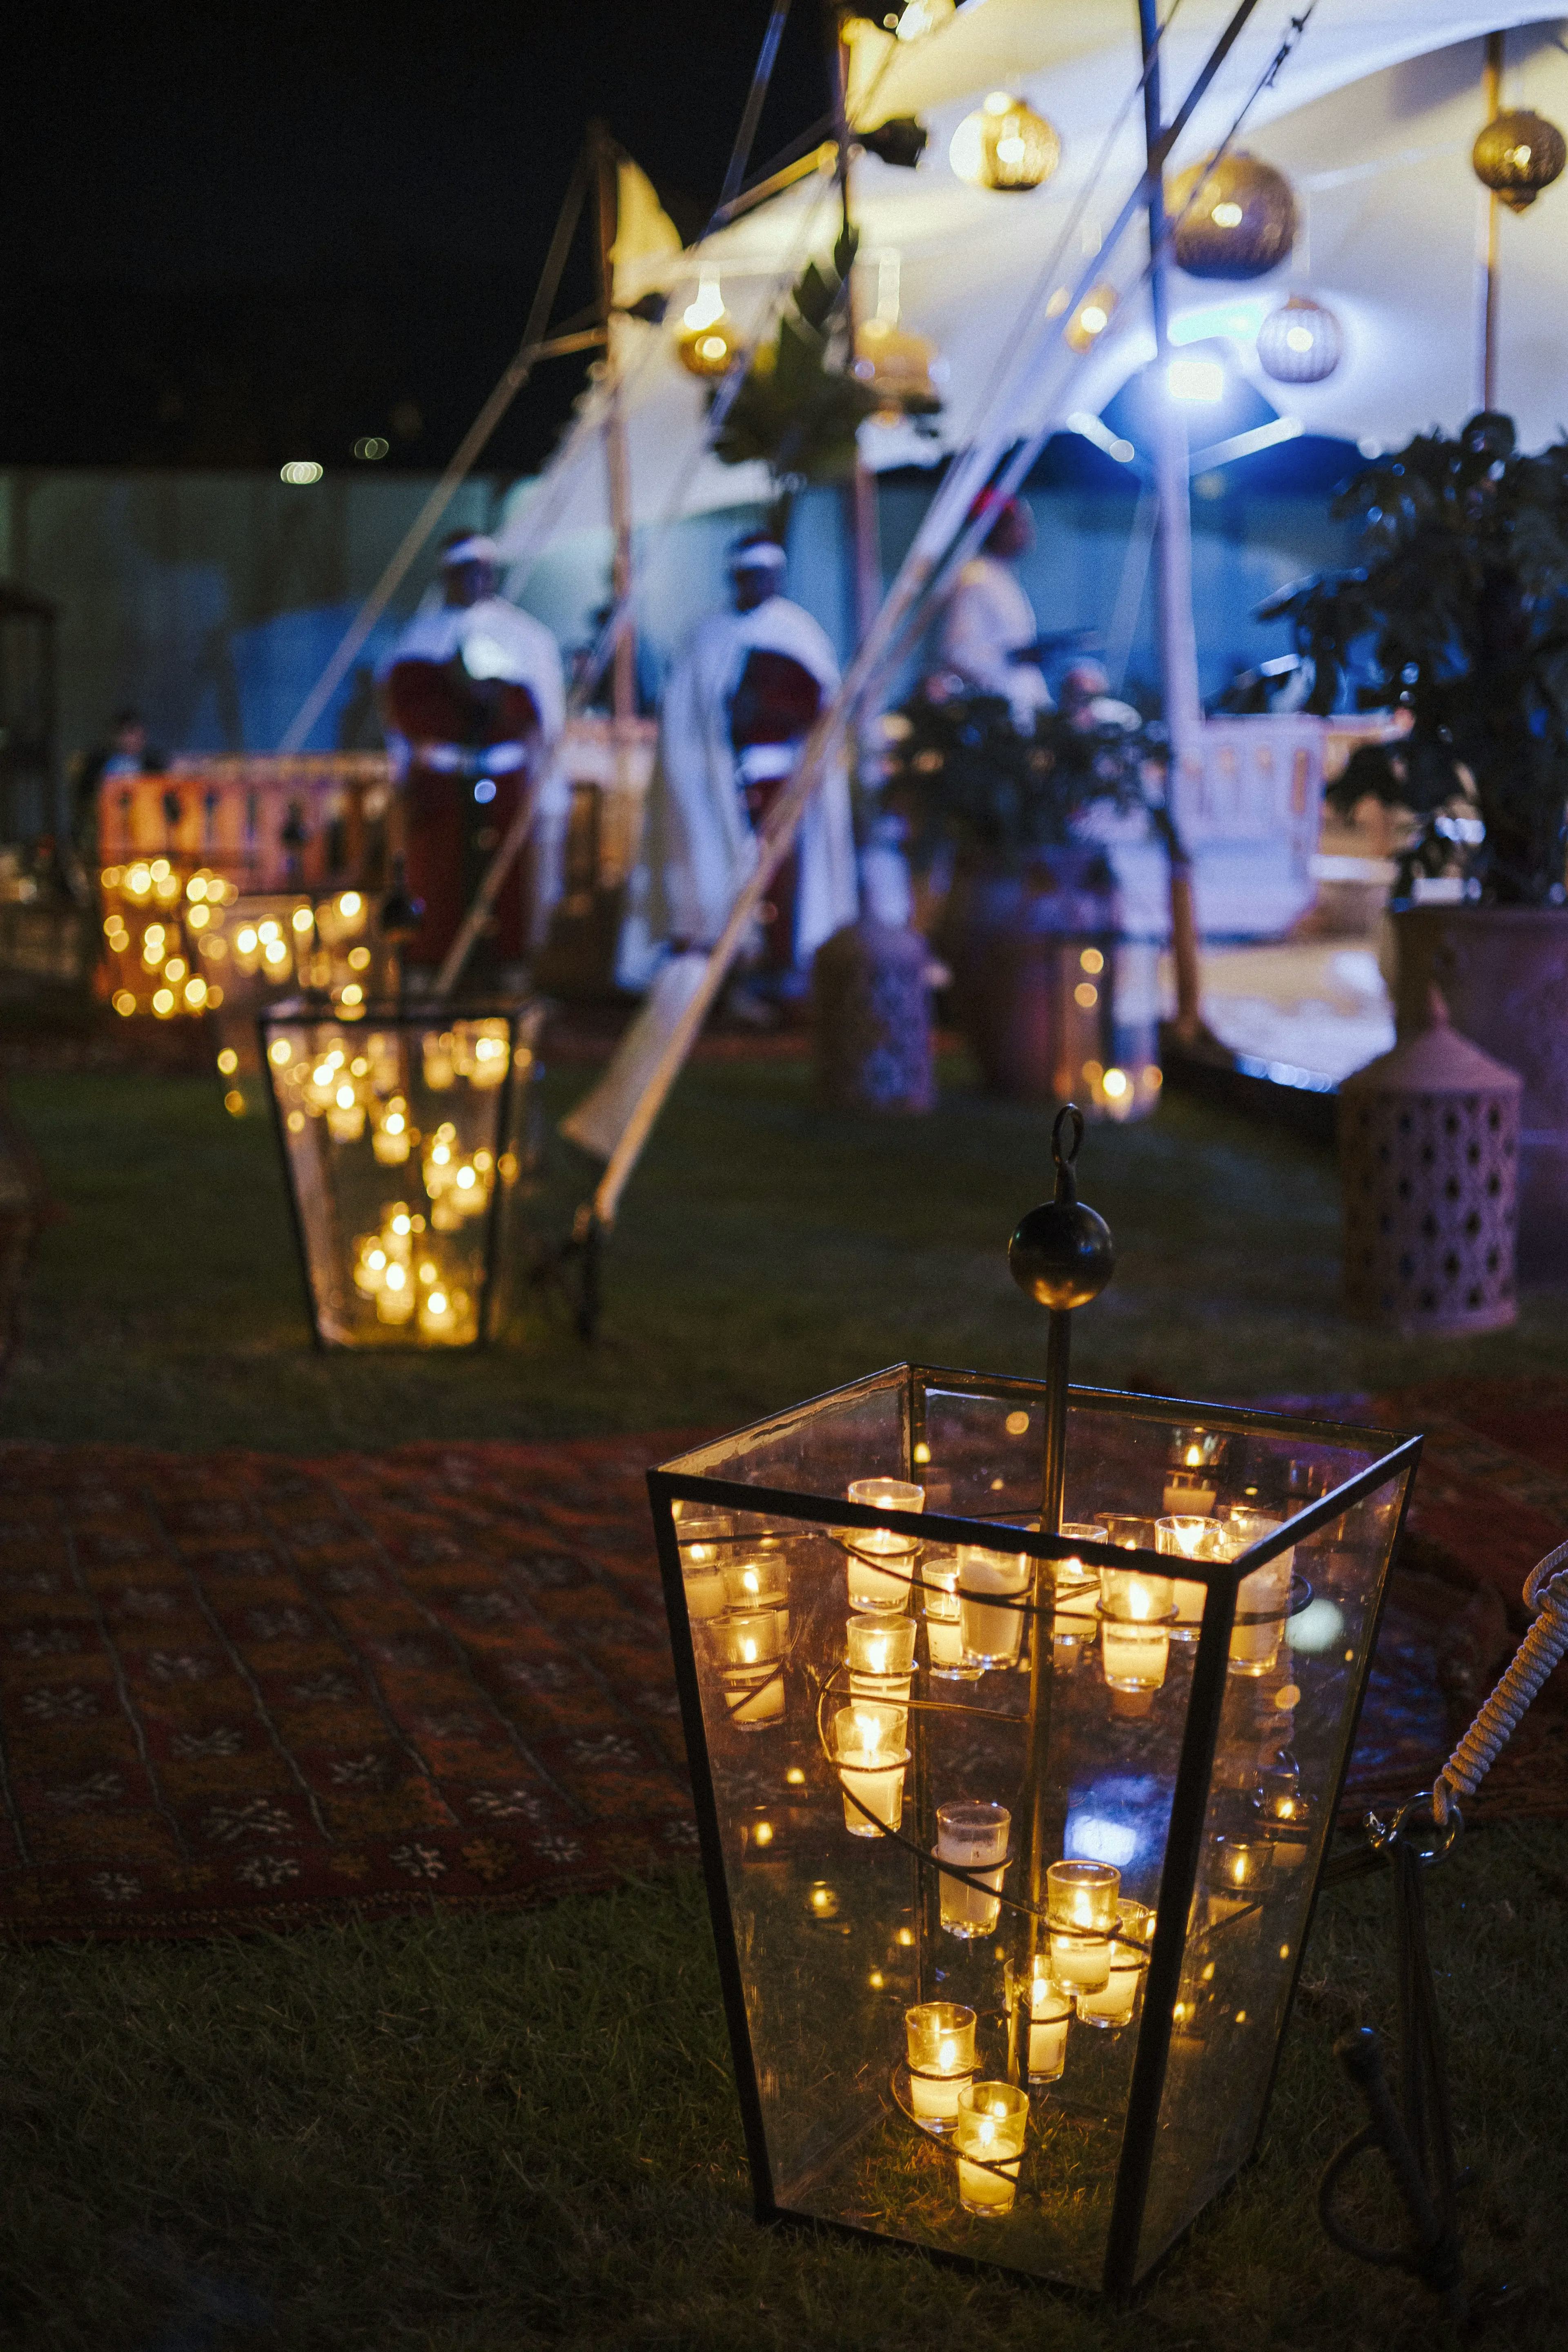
[740, 1638, 757, 1665]
[939, 2037, 956, 2069]
[1185, 1445, 1202, 1467]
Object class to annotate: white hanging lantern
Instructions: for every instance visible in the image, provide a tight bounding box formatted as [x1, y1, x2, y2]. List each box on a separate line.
[950, 91, 1061, 192]
[1256, 294, 1343, 385]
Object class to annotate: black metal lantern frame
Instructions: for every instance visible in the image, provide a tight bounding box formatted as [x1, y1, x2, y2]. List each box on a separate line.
[648, 1366, 1418, 2297]
[259, 996, 541, 1350]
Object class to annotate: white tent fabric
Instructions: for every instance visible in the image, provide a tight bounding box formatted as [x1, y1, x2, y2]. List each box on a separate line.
[496, 0, 1565, 556]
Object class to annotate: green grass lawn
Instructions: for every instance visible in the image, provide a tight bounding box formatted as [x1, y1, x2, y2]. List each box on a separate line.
[2, 1058, 1566, 2348]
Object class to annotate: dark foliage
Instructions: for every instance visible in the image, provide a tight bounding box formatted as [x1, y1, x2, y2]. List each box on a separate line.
[1264, 412, 1568, 904]
[883, 689, 1154, 871]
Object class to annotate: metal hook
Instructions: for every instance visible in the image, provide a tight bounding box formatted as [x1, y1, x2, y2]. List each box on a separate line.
[1051, 1103, 1085, 1168]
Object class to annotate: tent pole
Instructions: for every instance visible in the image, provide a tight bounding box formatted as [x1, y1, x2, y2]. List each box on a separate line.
[1138, 0, 1205, 1045]
[830, 12, 882, 650]
[591, 123, 639, 778]
[1479, 31, 1503, 412]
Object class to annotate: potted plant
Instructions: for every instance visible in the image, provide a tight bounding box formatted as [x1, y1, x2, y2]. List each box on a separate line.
[884, 684, 1160, 1109]
[1272, 411, 1568, 1260]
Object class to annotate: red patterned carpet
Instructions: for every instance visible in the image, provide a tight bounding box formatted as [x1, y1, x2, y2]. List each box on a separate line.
[0, 1383, 1562, 1943]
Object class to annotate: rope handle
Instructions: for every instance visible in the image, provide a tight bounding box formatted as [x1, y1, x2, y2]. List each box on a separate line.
[1433, 1539, 1568, 1824]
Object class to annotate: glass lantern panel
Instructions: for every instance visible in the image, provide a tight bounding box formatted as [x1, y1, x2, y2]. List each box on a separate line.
[1133, 1465, 1410, 2276]
[263, 1005, 523, 1346]
[669, 1368, 912, 1498]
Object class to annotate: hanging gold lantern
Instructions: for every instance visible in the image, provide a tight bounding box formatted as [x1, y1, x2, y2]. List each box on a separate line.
[1256, 293, 1343, 385]
[677, 276, 741, 378]
[1472, 109, 1567, 211]
[949, 91, 1061, 192]
[1064, 281, 1118, 355]
[853, 319, 942, 419]
[1168, 151, 1296, 280]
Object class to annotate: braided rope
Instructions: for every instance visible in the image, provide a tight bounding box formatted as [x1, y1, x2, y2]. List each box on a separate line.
[1433, 1539, 1568, 1823]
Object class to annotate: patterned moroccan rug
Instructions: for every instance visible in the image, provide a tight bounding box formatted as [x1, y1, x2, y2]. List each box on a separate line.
[0, 1382, 1562, 1943]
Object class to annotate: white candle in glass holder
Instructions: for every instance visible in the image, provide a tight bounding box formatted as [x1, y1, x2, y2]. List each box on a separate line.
[714, 1610, 785, 1671]
[833, 1702, 909, 1836]
[724, 1543, 788, 1612]
[1163, 1467, 1217, 1516]
[677, 1515, 731, 1621]
[1052, 1523, 1104, 1659]
[904, 2001, 976, 2127]
[1098, 1565, 1174, 1695]
[1078, 1900, 1153, 2027]
[1047, 1859, 1119, 1991]
[1225, 1508, 1296, 1675]
[720, 1666, 784, 1728]
[955, 2082, 1029, 2215]
[935, 1800, 1010, 1939]
[845, 1478, 923, 1612]
[1207, 1834, 1272, 1926]
[957, 1547, 1031, 1668]
[1027, 1972, 1072, 2082]
[846, 1612, 916, 1703]
[1156, 1515, 1225, 1639]
[921, 1550, 979, 1680]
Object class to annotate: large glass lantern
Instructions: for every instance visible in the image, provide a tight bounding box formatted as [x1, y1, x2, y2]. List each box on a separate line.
[647, 1150, 1418, 2294]
[259, 997, 543, 1348]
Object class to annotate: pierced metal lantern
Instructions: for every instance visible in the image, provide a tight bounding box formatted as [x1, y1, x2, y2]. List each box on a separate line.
[260, 996, 543, 1348]
[949, 92, 1061, 192]
[1472, 109, 1566, 211]
[649, 1124, 1418, 2296]
[1339, 991, 1521, 1335]
[1256, 294, 1342, 385]
[1169, 151, 1297, 281]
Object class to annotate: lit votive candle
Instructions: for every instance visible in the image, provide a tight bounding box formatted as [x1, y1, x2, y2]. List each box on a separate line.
[935, 1800, 1010, 1940]
[1077, 1900, 1153, 2027]
[720, 1664, 785, 1730]
[904, 2001, 977, 2128]
[1255, 1764, 1312, 1870]
[922, 1550, 979, 1681]
[724, 1542, 788, 1611]
[1156, 1515, 1226, 1641]
[1098, 1565, 1174, 1696]
[716, 1608, 786, 1730]
[677, 1514, 732, 1621]
[847, 1611, 916, 1704]
[1207, 1833, 1272, 1927]
[1047, 1859, 1120, 1992]
[372, 1100, 412, 1165]
[1163, 1466, 1217, 1517]
[1052, 1523, 1105, 1664]
[955, 2082, 1029, 2215]
[1027, 1972, 1072, 2083]
[374, 1259, 416, 1325]
[957, 1547, 1031, 1669]
[1225, 1508, 1295, 1676]
[845, 1477, 924, 1612]
[833, 1702, 909, 1837]
[714, 1610, 785, 1672]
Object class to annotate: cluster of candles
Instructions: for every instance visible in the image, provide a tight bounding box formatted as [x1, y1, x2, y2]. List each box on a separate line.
[350, 1200, 475, 1339]
[100, 862, 238, 1018]
[677, 1517, 793, 1729]
[902, 1857, 1154, 2212]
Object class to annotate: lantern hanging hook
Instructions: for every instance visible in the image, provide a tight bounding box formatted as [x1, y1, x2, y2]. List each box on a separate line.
[1051, 1102, 1085, 1196]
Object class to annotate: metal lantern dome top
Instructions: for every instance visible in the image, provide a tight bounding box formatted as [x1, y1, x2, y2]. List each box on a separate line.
[1168, 150, 1297, 280]
[1472, 108, 1567, 210]
[1256, 294, 1343, 385]
[949, 91, 1062, 192]
[650, 1115, 1419, 2295]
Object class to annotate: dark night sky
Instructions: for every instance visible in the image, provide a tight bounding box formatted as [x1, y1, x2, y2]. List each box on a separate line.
[0, 2, 829, 476]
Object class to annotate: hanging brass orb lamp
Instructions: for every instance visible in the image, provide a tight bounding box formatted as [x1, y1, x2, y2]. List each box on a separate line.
[1168, 150, 1297, 279]
[1064, 281, 1119, 355]
[1472, 108, 1567, 210]
[949, 91, 1061, 192]
[1256, 293, 1343, 385]
[676, 277, 741, 379]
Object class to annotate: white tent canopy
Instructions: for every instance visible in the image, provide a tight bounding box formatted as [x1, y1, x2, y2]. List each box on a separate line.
[497, 0, 1566, 554]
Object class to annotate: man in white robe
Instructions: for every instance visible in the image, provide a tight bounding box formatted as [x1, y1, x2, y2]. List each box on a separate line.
[630, 531, 858, 1006]
[935, 495, 1053, 728]
[379, 532, 567, 971]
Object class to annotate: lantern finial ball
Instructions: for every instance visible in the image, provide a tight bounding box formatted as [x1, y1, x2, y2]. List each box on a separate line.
[1008, 1104, 1116, 1311]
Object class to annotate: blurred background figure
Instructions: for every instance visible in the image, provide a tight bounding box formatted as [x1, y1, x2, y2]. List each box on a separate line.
[934, 494, 1053, 728]
[1057, 657, 1141, 734]
[628, 529, 856, 1021]
[379, 530, 565, 979]
[71, 707, 164, 878]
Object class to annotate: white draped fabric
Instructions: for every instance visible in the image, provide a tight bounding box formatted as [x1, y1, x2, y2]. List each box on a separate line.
[938, 556, 1054, 726]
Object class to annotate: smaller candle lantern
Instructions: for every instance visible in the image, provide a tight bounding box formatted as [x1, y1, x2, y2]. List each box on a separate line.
[1077, 1901, 1153, 2028]
[935, 1800, 1010, 1939]
[833, 1702, 910, 1835]
[844, 1477, 924, 1611]
[847, 1612, 917, 1703]
[1047, 1860, 1119, 1992]
[904, 2002, 977, 2127]
[1027, 1975, 1073, 2083]
[921, 1549, 979, 1680]
[677, 1514, 733, 1621]
[1098, 1564, 1175, 1698]
[957, 1546, 1031, 1668]
[955, 2082, 1030, 2216]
